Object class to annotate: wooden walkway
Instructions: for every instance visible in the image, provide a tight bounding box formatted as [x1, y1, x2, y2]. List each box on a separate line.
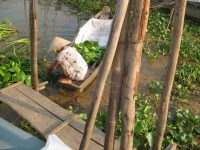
[0, 82, 120, 149]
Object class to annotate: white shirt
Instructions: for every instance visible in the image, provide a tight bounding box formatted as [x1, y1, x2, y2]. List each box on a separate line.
[56, 46, 88, 81]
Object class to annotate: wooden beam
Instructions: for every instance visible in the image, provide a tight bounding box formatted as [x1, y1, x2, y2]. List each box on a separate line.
[79, 0, 131, 149]
[120, 0, 150, 150]
[150, 0, 175, 9]
[29, 0, 39, 91]
[153, 1, 187, 150]
[104, 3, 130, 150]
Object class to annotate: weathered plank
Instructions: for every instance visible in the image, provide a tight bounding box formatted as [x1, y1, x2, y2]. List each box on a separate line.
[55, 125, 103, 150]
[0, 88, 62, 136]
[69, 118, 104, 146]
[69, 115, 121, 149]
[16, 83, 76, 122]
[0, 83, 113, 149]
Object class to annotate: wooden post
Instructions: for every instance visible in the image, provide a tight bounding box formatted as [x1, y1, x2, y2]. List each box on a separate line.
[120, 0, 150, 150]
[79, 0, 130, 149]
[153, 1, 187, 150]
[30, 0, 39, 91]
[104, 4, 130, 150]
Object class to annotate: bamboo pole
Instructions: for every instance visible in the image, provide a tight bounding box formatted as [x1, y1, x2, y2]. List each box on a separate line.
[153, 1, 187, 150]
[104, 4, 130, 150]
[79, 0, 130, 149]
[30, 0, 39, 91]
[120, 0, 150, 150]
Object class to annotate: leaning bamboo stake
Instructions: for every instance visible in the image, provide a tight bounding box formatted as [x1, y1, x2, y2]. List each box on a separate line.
[30, 0, 39, 91]
[104, 5, 130, 150]
[153, 1, 187, 150]
[79, 0, 130, 149]
[120, 0, 150, 150]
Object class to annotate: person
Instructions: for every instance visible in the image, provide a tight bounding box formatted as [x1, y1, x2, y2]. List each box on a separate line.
[49, 46, 88, 84]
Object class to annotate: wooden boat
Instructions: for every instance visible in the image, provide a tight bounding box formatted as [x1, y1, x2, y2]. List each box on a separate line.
[156, 0, 200, 20]
[48, 6, 112, 92]
[186, 1, 200, 20]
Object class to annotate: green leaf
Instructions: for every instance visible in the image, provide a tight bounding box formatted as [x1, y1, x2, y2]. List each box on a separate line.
[3, 73, 11, 82]
[14, 71, 26, 82]
[134, 121, 142, 134]
[0, 70, 5, 77]
[133, 138, 140, 148]
[25, 75, 32, 86]
[79, 113, 87, 121]
[146, 132, 154, 147]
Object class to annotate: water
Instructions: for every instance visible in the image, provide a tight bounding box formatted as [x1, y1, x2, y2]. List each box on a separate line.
[0, 0, 168, 111]
[0, 0, 85, 51]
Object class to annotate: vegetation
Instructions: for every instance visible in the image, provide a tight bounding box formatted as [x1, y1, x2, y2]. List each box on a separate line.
[74, 40, 106, 65]
[0, 1, 199, 149]
[61, 0, 200, 103]
[0, 19, 31, 88]
[0, 19, 50, 88]
[78, 94, 200, 150]
[62, 0, 116, 16]
[145, 10, 200, 102]
[63, 1, 200, 150]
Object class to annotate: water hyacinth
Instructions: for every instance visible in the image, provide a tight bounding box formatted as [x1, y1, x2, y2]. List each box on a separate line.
[0, 19, 17, 41]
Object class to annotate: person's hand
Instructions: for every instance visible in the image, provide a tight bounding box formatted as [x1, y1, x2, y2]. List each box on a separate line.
[48, 64, 56, 73]
[48, 60, 61, 73]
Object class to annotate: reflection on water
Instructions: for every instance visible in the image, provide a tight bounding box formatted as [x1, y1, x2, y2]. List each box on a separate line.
[0, 0, 85, 51]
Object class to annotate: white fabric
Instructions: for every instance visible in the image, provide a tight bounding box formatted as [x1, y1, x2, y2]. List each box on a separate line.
[57, 46, 88, 81]
[41, 134, 71, 150]
[75, 18, 113, 46]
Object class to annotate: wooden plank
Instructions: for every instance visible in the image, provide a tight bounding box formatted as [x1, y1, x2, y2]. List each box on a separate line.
[0, 83, 117, 149]
[69, 118, 120, 149]
[78, 63, 102, 92]
[55, 125, 103, 150]
[150, 0, 175, 9]
[49, 119, 75, 136]
[16, 83, 77, 122]
[0, 81, 23, 92]
[69, 118, 104, 146]
[0, 88, 62, 136]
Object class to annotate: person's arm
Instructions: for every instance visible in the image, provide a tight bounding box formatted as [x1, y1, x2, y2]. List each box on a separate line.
[49, 60, 61, 73]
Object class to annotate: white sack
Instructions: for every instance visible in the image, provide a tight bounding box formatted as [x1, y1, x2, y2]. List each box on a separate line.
[75, 18, 113, 46]
[41, 134, 72, 150]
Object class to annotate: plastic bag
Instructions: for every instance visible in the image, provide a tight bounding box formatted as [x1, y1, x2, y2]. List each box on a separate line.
[75, 18, 113, 46]
[41, 134, 72, 150]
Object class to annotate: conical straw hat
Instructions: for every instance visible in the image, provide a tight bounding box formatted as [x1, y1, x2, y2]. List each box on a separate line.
[48, 37, 71, 52]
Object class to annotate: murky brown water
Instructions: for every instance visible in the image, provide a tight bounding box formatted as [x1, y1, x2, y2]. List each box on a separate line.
[0, 0, 85, 51]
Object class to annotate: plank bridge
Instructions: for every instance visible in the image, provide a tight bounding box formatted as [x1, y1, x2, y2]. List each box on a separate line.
[0, 82, 119, 149]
